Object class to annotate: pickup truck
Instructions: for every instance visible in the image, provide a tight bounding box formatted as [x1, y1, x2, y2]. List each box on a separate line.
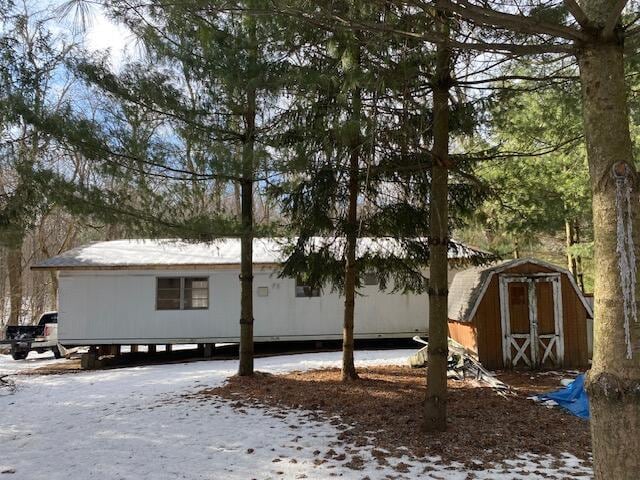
[2, 312, 63, 360]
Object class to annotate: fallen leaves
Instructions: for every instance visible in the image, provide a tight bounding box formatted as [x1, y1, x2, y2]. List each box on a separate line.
[197, 365, 591, 469]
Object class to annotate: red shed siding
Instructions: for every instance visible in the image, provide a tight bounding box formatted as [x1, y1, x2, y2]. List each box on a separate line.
[448, 321, 478, 353]
[474, 276, 503, 369]
[449, 261, 590, 370]
[560, 274, 589, 367]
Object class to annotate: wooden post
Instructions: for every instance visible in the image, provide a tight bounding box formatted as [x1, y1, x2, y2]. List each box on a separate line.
[130, 345, 139, 353]
[203, 343, 214, 358]
[148, 344, 156, 354]
[165, 344, 173, 353]
[81, 346, 98, 370]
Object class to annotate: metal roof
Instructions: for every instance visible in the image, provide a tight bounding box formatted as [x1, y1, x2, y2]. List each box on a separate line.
[33, 237, 482, 270]
[448, 258, 593, 323]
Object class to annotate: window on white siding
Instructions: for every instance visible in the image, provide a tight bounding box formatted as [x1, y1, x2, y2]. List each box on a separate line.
[184, 278, 209, 309]
[295, 277, 321, 298]
[157, 277, 209, 310]
[363, 271, 378, 286]
[157, 278, 181, 310]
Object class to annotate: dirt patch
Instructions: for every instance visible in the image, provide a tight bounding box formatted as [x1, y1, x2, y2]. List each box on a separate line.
[26, 359, 82, 375]
[495, 370, 579, 396]
[197, 366, 591, 468]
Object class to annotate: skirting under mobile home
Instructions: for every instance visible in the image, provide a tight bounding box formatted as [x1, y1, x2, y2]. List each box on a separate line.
[33, 238, 476, 347]
[447, 258, 593, 370]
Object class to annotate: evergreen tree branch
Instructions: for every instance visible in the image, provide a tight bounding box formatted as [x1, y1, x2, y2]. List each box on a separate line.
[563, 0, 591, 29]
[263, 2, 576, 54]
[432, 0, 589, 42]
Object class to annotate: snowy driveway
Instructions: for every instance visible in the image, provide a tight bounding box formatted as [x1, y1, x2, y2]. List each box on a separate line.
[0, 350, 592, 480]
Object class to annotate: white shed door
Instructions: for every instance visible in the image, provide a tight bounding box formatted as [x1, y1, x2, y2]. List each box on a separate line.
[499, 274, 564, 369]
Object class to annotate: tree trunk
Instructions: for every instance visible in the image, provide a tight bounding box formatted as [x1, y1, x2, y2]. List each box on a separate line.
[342, 98, 361, 382]
[423, 10, 451, 432]
[0, 248, 6, 324]
[233, 182, 241, 217]
[341, 5, 362, 382]
[7, 244, 23, 327]
[574, 222, 585, 292]
[49, 271, 59, 309]
[238, 17, 257, 377]
[214, 181, 223, 212]
[565, 219, 578, 277]
[238, 174, 254, 376]
[578, 31, 640, 479]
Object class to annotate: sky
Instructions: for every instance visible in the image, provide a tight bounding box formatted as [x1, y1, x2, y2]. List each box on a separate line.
[82, 10, 133, 66]
[36, 0, 135, 67]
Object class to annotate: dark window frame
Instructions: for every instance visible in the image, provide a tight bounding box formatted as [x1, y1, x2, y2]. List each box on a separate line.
[295, 277, 321, 298]
[363, 271, 378, 286]
[156, 277, 209, 310]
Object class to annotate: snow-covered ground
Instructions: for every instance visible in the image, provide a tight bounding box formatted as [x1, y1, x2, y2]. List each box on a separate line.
[0, 350, 593, 479]
[0, 350, 63, 376]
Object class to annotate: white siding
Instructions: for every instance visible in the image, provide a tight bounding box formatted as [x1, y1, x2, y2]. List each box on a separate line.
[58, 267, 459, 345]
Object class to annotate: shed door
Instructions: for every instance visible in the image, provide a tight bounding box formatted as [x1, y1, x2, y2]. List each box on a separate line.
[499, 275, 564, 369]
[535, 280, 562, 368]
[506, 282, 533, 367]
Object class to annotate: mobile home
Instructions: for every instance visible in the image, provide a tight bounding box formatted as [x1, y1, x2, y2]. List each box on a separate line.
[33, 238, 477, 347]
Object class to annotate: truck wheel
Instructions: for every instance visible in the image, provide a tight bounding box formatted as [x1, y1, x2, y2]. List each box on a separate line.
[52, 346, 62, 359]
[11, 350, 28, 361]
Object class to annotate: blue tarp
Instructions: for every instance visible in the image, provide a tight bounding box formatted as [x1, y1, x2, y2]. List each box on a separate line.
[538, 374, 590, 419]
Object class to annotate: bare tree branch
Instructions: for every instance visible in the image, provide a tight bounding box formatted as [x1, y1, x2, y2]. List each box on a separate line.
[436, 0, 590, 42]
[456, 73, 578, 86]
[303, 12, 576, 53]
[627, 25, 640, 37]
[563, 0, 591, 29]
[603, 0, 629, 38]
[244, 2, 576, 54]
[624, 12, 640, 30]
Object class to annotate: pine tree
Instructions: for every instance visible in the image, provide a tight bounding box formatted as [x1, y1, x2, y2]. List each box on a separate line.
[0, 3, 78, 326]
[423, 2, 452, 433]
[57, 0, 296, 375]
[275, 1, 488, 382]
[472, 70, 592, 285]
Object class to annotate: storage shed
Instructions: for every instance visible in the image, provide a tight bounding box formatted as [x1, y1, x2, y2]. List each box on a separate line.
[448, 258, 592, 369]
